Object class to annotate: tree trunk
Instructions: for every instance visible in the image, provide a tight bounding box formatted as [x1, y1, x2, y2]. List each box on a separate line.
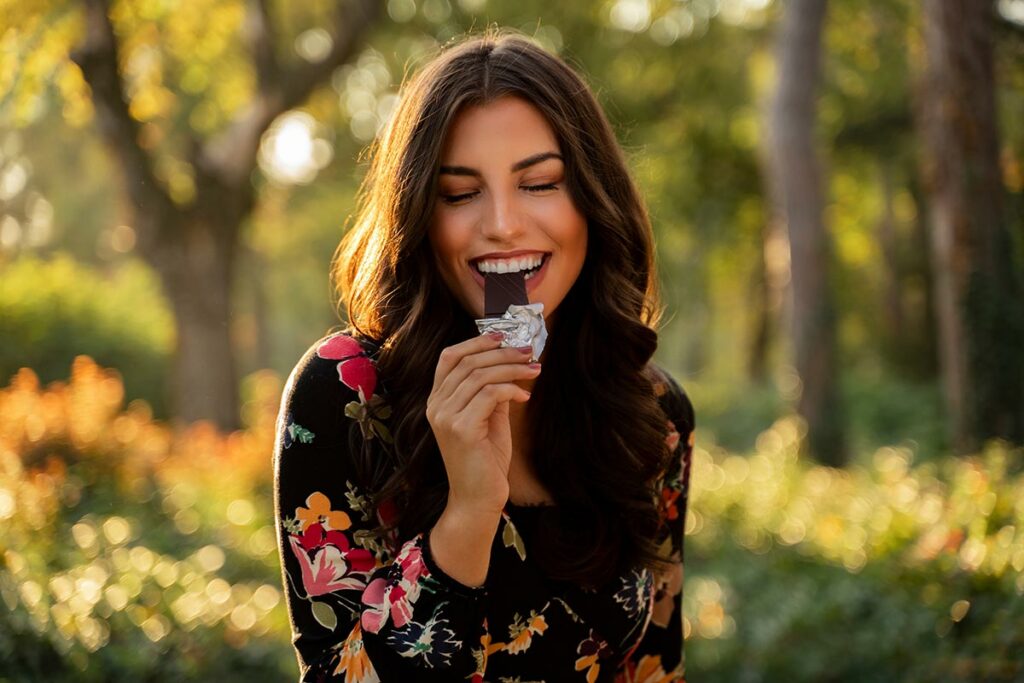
[918, 0, 1024, 451]
[768, 0, 847, 465]
[907, 180, 940, 380]
[160, 219, 240, 428]
[878, 163, 903, 352]
[746, 223, 771, 384]
[71, 0, 381, 429]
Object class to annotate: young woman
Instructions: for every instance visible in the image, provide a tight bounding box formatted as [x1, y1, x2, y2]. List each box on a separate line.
[274, 30, 695, 682]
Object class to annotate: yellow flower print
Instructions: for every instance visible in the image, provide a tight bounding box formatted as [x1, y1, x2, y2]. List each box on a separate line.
[297, 491, 352, 532]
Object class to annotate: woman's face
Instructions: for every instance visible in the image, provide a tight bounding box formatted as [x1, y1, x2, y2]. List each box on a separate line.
[428, 95, 588, 323]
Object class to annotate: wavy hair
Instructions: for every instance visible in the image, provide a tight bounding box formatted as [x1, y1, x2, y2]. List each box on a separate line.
[333, 29, 671, 587]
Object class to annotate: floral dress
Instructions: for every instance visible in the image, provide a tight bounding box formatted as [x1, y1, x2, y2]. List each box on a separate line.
[275, 332, 695, 682]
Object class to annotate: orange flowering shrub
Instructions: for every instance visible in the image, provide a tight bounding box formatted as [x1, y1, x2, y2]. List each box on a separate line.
[0, 358, 296, 681]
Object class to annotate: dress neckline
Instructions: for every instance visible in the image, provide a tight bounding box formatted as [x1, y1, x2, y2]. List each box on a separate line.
[505, 500, 557, 510]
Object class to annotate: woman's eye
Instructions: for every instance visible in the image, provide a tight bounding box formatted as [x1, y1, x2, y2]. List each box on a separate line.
[440, 191, 478, 205]
[523, 183, 558, 193]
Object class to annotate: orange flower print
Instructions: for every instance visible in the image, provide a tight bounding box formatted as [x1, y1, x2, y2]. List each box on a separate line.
[334, 622, 380, 683]
[575, 630, 610, 683]
[498, 611, 548, 655]
[616, 654, 678, 683]
[661, 486, 682, 522]
[470, 621, 504, 682]
[297, 492, 352, 533]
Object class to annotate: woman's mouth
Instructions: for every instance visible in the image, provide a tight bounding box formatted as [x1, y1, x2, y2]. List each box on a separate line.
[473, 253, 546, 278]
[469, 253, 550, 292]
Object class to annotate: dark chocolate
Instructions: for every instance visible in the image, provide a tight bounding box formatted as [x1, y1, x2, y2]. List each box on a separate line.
[484, 271, 528, 317]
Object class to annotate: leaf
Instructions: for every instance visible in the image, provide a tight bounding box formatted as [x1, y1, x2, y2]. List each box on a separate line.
[502, 516, 527, 561]
[344, 401, 363, 420]
[311, 601, 337, 631]
[289, 423, 315, 444]
[371, 420, 393, 444]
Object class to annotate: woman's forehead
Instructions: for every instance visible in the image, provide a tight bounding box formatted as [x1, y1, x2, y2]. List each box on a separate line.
[439, 96, 561, 165]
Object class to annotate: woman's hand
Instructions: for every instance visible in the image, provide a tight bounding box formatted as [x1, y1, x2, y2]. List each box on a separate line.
[426, 332, 540, 515]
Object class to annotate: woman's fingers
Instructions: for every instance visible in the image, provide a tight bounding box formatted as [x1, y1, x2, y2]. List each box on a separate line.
[458, 382, 533, 433]
[434, 342, 534, 401]
[442, 362, 540, 416]
[432, 332, 505, 391]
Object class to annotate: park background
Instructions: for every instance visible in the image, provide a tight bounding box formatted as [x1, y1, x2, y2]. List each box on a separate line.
[1, 0, 1023, 680]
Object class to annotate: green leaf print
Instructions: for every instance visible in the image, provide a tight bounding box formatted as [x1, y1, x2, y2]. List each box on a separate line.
[310, 601, 337, 631]
[502, 515, 527, 561]
[287, 423, 315, 444]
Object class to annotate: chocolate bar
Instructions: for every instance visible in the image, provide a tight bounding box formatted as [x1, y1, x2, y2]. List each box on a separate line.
[476, 271, 548, 361]
[484, 271, 529, 317]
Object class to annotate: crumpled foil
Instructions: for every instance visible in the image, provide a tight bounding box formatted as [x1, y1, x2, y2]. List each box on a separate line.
[475, 303, 547, 362]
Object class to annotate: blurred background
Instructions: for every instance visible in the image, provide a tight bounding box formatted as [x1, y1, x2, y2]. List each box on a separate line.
[1, 0, 1022, 680]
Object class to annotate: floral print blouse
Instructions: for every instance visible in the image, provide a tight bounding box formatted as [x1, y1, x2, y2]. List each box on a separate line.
[274, 333, 695, 682]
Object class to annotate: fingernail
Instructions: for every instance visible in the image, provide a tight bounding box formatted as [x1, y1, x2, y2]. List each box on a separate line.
[528, 363, 541, 370]
[516, 346, 533, 354]
[487, 331, 505, 341]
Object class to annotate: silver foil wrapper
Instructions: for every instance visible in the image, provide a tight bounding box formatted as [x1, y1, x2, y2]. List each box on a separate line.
[475, 303, 547, 361]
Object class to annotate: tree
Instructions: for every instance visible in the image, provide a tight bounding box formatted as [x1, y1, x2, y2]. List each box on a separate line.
[918, 0, 1024, 451]
[64, 0, 380, 428]
[767, 0, 847, 465]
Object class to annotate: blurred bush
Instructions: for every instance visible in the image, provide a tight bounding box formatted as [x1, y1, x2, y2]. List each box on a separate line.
[0, 360, 1020, 681]
[684, 421, 1024, 681]
[0, 358, 297, 681]
[687, 370, 947, 460]
[0, 254, 173, 416]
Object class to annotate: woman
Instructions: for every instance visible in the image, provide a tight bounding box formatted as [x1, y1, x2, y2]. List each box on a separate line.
[275, 30, 695, 682]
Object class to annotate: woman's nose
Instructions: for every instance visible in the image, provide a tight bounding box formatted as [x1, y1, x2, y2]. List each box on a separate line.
[481, 192, 525, 242]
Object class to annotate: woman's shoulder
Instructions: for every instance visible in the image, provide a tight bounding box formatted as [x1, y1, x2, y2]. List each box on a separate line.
[284, 329, 381, 399]
[644, 363, 695, 434]
[281, 329, 392, 445]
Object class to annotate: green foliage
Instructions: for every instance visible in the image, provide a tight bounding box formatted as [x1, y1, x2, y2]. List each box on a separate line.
[684, 369, 946, 458]
[685, 421, 1024, 681]
[3, 363, 1022, 681]
[0, 254, 174, 415]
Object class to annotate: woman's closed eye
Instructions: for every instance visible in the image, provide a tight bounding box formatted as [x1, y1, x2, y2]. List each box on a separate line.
[440, 191, 478, 205]
[440, 182, 560, 205]
[523, 182, 559, 194]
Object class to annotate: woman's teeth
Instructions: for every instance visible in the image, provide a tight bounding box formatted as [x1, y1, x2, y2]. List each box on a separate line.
[475, 254, 545, 275]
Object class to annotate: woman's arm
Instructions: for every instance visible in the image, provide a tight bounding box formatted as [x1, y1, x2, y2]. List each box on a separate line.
[275, 334, 490, 681]
[616, 369, 695, 683]
[424, 331, 539, 586]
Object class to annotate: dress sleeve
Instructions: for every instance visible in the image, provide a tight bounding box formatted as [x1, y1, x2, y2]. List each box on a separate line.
[274, 334, 486, 681]
[616, 369, 695, 683]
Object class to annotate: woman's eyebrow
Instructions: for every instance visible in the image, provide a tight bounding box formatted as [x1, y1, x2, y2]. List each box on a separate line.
[439, 151, 563, 177]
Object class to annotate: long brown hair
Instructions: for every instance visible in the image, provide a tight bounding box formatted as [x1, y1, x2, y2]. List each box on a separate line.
[333, 29, 671, 587]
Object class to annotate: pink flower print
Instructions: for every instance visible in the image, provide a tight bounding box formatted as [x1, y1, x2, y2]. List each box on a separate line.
[360, 537, 429, 634]
[316, 334, 362, 359]
[361, 578, 413, 634]
[289, 536, 371, 598]
[300, 522, 350, 552]
[317, 335, 377, 400]
[665, 419, 681, 453]
[297, 522, 375, 572]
